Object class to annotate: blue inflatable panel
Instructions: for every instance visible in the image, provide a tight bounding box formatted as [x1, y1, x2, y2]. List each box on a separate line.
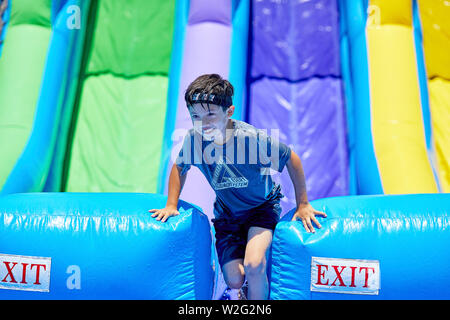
[270, 194, 450, 300]
[229, 0, 249, 121]
[156, 0, 189, 194]
[342, 0, 383, 194]
[412, 0, 442, 192]
[0, 192, 213, 299]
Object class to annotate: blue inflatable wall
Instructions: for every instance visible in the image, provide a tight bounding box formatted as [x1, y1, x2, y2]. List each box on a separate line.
[0, 193, 213, 299]
[270, 193, 450, 300]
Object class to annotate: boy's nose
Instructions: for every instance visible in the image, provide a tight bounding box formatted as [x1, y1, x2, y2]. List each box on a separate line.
[202, 120, 214, 127]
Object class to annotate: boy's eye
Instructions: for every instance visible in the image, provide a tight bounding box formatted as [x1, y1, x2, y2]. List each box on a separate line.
[207, 113, 215, 117]
[192, 115, 199, 119]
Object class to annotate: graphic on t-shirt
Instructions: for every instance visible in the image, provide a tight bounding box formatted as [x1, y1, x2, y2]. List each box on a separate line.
[211, 157, 248, 190]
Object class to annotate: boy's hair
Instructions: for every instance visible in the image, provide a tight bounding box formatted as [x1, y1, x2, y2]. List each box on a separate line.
[185, 74, 234, 111]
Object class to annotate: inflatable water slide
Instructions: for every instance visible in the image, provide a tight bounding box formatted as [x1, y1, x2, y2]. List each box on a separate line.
[0, 0, 449, 300]
[340, 0, 449, 194]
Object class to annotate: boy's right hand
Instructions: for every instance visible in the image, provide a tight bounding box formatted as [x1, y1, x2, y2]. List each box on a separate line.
[148, 206, 180, 223]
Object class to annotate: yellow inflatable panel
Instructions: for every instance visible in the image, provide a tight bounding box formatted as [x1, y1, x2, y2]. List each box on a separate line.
[418, 0, 450, 79]
[366, 24, 438, 194]
[418, 0, 450, 192]
[369, 0, 412, 26]
[428, 78, 450, 192]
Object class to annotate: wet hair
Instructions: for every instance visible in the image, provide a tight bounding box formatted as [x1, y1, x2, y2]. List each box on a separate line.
[184, 74, 234, 111]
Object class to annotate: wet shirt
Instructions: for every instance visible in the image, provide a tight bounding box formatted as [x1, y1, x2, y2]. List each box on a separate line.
[175, 119, 291, 218]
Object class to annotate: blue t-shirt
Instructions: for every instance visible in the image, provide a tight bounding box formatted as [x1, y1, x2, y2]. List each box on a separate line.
[176, 119, 291, 218]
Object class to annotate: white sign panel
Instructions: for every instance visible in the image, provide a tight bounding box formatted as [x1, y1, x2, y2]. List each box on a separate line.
[0, 253, 51, 292]
[311, 256, 380, 295]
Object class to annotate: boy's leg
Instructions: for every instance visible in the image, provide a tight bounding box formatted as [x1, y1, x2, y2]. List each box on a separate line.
[244, 226, 273, 300]
[213, 215, 247, 292]
[222, 258, 245, 289]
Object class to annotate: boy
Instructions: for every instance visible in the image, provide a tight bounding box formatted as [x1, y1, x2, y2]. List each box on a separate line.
[149, 74, 326, 300]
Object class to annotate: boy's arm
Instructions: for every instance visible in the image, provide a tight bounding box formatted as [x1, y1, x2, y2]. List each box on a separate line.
[166, 164, 187, 209]
[286, 150, 327, 233]
[149, 163, 187, 222]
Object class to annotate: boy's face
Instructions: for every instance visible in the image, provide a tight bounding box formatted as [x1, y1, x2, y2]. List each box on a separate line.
[188, 103, 233, 141]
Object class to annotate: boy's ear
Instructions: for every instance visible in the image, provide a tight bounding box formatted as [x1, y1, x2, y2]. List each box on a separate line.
[227, 105, 235, 117]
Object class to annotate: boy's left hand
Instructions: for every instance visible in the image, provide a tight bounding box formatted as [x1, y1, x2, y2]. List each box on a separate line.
[291, 203, 327, 233]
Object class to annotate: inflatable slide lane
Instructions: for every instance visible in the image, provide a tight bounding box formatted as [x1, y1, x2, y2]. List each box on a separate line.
[339, 0, 443, 195]
[159, 0, 249, 221]
[62, 0, 175, 194]
[1, 0, 91, 195]
[248, 0, 349, 214]
[270, 193, 450, 300]
[0, 0, 56, 192]
[0, 193, 213, 299]
[417, 0, 450, 192]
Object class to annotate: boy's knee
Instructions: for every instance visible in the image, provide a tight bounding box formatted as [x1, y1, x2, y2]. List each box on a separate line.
[244, 258, 266, 278]
[224, 273, 245, 289]
[222, 260, 245, 289]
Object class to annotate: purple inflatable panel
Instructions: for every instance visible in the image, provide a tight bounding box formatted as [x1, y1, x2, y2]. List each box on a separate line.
[174, 23, 231, 129]
[249, 77, 348, 213]
[248, 0, 348, 212]
[251, 0, 341, 80]
[167, 1, 232, 220]
[188, 0, 231, 25]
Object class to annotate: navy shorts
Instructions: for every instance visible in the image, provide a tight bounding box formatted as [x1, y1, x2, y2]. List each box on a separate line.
[212, 192, 283, 269]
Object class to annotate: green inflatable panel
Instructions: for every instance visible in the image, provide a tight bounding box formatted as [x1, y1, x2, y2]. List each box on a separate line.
[0, 25, 51, 189]
[9, 0, 51, 27]
[87, 0, 175, 76]
[64, 0, 175, 193]
[66, 74, 168, 192]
